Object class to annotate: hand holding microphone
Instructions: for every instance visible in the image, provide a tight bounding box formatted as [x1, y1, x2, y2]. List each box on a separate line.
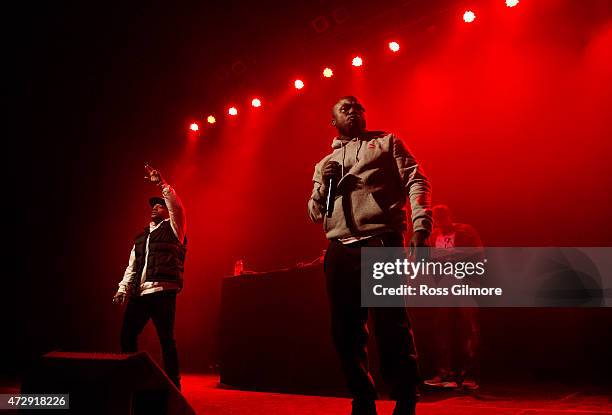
[322, 160, 341, 217]
[144, 163, 166, 188]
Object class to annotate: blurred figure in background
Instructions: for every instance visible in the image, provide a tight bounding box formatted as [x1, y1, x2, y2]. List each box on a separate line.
[425, 205, 483, 390]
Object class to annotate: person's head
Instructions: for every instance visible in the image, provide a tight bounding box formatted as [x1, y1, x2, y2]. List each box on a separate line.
[433, 204, 453, 232]
[331, 96, 366, 138]
[149, 197, 169, 224]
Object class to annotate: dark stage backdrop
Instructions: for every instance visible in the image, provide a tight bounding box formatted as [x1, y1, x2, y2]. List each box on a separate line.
[11, 0, 612, 377]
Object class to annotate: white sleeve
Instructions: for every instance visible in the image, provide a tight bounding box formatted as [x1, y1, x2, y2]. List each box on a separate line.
[117, 245, 137, 293]
[162, 184, 187, 242]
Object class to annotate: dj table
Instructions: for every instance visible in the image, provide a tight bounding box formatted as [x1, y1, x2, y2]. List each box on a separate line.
[219, 264, 348, 396]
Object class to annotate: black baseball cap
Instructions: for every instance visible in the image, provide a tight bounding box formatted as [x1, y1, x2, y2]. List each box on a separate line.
[148, 197, 167, 208]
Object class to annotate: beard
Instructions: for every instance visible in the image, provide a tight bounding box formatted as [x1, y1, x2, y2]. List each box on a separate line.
[346, 118, 366, 136]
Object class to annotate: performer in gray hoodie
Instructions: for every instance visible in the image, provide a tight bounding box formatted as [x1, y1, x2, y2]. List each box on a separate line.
[308, 96, 432, 415]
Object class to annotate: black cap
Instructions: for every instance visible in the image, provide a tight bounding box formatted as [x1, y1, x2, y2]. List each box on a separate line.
[148, 197, 166, 208]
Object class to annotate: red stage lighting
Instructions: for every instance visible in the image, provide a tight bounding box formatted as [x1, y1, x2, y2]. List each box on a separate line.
[463, 10, 476, 23]
[251, 98, 262, 107]
[352, 56, 363, 67]
[294, 79, 305, 89]
[207, 115, 216, 124]
[506, 0, 519, 7]
[228, 107, 238, 116]
[388, 41, 400, 52]
[189, 123, 199, 132]
[323, 67, 333, 78]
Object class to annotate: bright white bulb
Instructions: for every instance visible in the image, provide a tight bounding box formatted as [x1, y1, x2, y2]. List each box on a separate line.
[463, 10, 476, 23]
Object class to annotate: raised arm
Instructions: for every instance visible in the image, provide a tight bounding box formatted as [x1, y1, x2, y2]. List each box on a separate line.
[146, 164, 186, 242]
[161, 184, 186, 242]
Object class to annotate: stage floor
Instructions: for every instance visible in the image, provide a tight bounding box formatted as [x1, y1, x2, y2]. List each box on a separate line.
[1, 374, 610, 414]
[181, 374, 611, 415]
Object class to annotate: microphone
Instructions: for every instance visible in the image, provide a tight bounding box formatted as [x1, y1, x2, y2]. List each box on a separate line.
[326, 176, 337, 217]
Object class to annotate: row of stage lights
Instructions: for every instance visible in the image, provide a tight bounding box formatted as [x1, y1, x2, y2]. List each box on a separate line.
[189, 0, 520, 132]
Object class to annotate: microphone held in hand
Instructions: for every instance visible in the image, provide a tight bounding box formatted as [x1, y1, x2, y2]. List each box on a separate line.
[326, 176, 337, 217]
[322, 159, 341, 218]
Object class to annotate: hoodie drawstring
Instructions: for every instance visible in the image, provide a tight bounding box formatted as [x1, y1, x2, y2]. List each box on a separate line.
[341, 144, 346, 177]
[334, 137, 362, 177]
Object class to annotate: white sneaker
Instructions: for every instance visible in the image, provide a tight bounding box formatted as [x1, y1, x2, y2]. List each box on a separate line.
[461, 378, 479, 390]
[424, 375, 459, 389]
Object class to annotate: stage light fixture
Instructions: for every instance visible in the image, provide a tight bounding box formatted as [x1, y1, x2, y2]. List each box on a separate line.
[228, 107, 238, 116]
[506, 0, 519, 7]
[463, 10, 476, 23]
[207, 115, 216, 124]
[294, 79, 305, 89]
[189, 123, 199, 132]
[352, 56, 363, 67]
[251, 98, 262, 107]
[388, 41, 400, 52]
[323, 67, 333, 78]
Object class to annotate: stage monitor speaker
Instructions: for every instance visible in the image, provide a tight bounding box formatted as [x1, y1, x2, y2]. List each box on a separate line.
[20, 351, 195, 415]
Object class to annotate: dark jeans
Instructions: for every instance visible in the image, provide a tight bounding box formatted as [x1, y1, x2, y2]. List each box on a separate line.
[432, 307, 480, 380]
[120, 290, 181, 388]
[324, 232, 420, 402]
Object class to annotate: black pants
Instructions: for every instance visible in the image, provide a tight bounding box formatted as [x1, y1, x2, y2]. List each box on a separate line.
[432, 307, 480, 380]
[324, 233, 420, 402]
[120, 290, 181, 388]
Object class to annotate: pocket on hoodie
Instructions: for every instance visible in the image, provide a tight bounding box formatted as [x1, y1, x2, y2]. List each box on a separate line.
[355, 191, 386, 225]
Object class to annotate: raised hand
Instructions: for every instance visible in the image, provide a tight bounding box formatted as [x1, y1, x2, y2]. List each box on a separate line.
[145, 164, 166, 187]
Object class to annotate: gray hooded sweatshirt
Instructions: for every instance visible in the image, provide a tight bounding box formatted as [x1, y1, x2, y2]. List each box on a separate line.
[308, 131, 432, 241]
